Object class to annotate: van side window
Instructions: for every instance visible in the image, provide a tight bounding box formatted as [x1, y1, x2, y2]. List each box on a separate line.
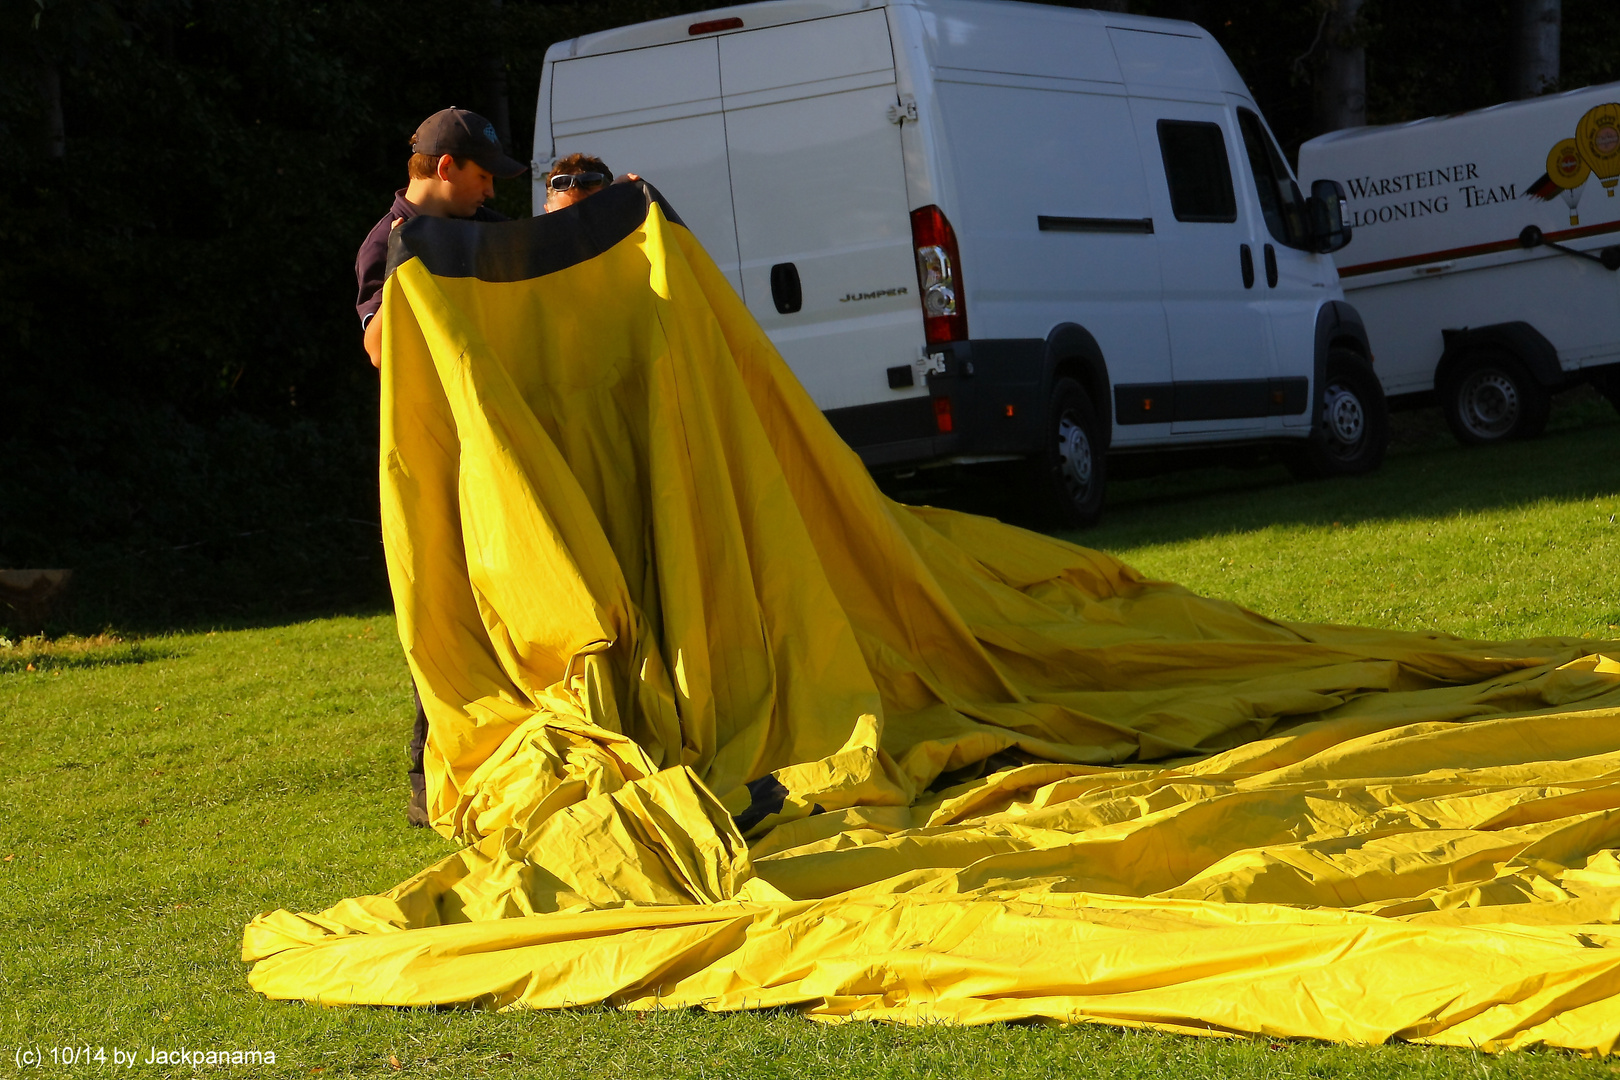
[1156, 120, 1237, 223]
[1237, 108, 1309, 248]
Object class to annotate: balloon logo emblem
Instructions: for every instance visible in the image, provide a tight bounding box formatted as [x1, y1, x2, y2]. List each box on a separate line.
[1543, 138, 1591, 225]
[1575, 103, 1620, 197]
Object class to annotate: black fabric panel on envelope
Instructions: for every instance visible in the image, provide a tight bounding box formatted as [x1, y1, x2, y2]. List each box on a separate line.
[927, 748, 1037, 792]
[733, 774, 790, 833]
[385, 181, 686, 283]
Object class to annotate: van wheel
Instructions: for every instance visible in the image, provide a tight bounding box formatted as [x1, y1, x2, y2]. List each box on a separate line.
[1025, 377, 1106, 528]
[1440, 351, 1550, 444]
[1288, 349, 1389, 479]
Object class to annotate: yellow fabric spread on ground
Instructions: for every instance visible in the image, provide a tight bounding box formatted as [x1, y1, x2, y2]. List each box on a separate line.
[244, 186, 1620, 1053]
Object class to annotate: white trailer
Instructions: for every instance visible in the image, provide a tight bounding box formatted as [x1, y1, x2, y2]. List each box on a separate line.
[1299, 85, 1620, 443]
[535, 0, 1378, 523]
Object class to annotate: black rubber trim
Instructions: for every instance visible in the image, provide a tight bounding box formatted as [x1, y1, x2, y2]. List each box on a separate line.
[1038, 215, 1154, 234]
[1114, 378, 1308, 424]
[1040, 327, 1112, 451]
[1269, 376, 1310, 416]
[1313, 301, 1372, 428]
[825, 395, 938, 448]
[1114, 383, 1174, 424]
[384, 180, 686, 283]
[859, 436, 950, 469]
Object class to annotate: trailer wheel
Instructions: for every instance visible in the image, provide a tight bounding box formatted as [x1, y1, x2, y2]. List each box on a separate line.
[1288, 349, 1389, 479]
[1439, 351, 1550, 444]
[1025, 377, 1106, 528]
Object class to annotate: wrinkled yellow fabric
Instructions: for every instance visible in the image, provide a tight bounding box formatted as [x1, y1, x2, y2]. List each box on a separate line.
[244, 188, 1620, 1053]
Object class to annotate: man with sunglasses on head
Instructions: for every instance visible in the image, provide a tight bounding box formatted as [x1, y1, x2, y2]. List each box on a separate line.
[542, 152, 637, 212]
[353, 107, 526, 826]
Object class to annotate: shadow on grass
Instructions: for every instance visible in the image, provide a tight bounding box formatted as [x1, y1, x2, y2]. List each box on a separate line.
[892, 390, 1620, 550]
[3, 591, 397, 651]
[0, 637, 187, 674]
[7, 569, 396, 643]
[20, 393, 1618, 642]
[3, 511, 396, 643]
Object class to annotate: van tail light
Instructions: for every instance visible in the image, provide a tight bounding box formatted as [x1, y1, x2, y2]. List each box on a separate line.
[910, 205, 967, 346]
[933, 396, 954, 433]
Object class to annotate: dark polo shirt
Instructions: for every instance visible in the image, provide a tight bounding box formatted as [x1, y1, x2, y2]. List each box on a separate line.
[354, 189, 508, 326]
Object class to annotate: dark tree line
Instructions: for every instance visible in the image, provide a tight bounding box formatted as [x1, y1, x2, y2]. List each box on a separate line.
[2, 0, 1617, 632]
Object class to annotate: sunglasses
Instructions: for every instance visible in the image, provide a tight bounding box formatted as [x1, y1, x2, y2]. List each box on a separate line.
[548, 171, 608, 191]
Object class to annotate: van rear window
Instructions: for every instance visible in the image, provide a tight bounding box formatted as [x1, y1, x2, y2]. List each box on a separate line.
[1156, 120, 1237, 223]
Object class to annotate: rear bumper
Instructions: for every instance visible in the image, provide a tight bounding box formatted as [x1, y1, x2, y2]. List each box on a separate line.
[824, 395, 955, 468]
[826, 339, 1045, 470]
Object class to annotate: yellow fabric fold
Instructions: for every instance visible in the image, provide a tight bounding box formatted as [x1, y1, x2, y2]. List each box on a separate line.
[245, 189, 1620, 1053]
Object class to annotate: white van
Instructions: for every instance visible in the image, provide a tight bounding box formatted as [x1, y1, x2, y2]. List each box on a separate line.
[1299, 85, 1620, 444]
[535, 0, 1381, 523]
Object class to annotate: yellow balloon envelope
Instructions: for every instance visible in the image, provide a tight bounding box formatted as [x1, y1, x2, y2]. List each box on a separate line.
[244, 184, 1620, 1054]
[1549, 136, 1592, 189]
[1577, 103, 1620, 195]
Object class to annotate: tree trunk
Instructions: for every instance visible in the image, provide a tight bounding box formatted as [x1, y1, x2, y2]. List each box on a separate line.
[1315, 0, 1366, 133]
[39, 61, 64, 160]
[484, 0, 513, 155]
[1514, 0, 1560, 98]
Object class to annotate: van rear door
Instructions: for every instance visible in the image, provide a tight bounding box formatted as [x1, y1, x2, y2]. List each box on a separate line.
[718, 10, 924, 413]
[550, 39, 744, 294]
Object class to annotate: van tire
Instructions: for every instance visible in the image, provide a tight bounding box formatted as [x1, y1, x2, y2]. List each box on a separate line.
[1288, 349, 1389, 479]
[1439, 351, 1550, 444]
[1025, 377, 1106, 528]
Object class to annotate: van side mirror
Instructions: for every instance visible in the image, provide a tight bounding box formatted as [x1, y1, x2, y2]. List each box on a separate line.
[1307, 179, 1352, 254]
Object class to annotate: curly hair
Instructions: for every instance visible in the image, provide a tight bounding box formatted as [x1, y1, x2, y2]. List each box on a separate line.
[546, 152, 613, 187]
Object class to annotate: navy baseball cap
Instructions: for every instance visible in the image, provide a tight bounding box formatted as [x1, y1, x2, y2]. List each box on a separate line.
[412, 108, 528, 178]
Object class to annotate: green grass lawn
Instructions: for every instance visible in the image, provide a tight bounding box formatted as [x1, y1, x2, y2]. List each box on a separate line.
[3, 393, 1619, 1077]
[1080, 389, 1620, 640]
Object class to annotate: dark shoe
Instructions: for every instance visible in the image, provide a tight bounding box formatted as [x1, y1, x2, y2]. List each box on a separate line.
[407, 773, 430, 828]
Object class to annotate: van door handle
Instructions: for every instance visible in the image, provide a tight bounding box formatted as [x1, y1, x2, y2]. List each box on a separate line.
[770, 262, 803, 314]
[1264, 243, 1278, 288]
[1239, 244, 1254, 289]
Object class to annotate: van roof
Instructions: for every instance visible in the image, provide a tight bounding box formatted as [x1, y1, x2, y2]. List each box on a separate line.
[544, 0, 1230, 88]
[545, 0, 881, 60]
[1303, 79, 1620, 149]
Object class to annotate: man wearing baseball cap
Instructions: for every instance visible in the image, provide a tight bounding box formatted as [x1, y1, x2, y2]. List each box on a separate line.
[353, 107, 526, 826]
[355, 107, 528, 369]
